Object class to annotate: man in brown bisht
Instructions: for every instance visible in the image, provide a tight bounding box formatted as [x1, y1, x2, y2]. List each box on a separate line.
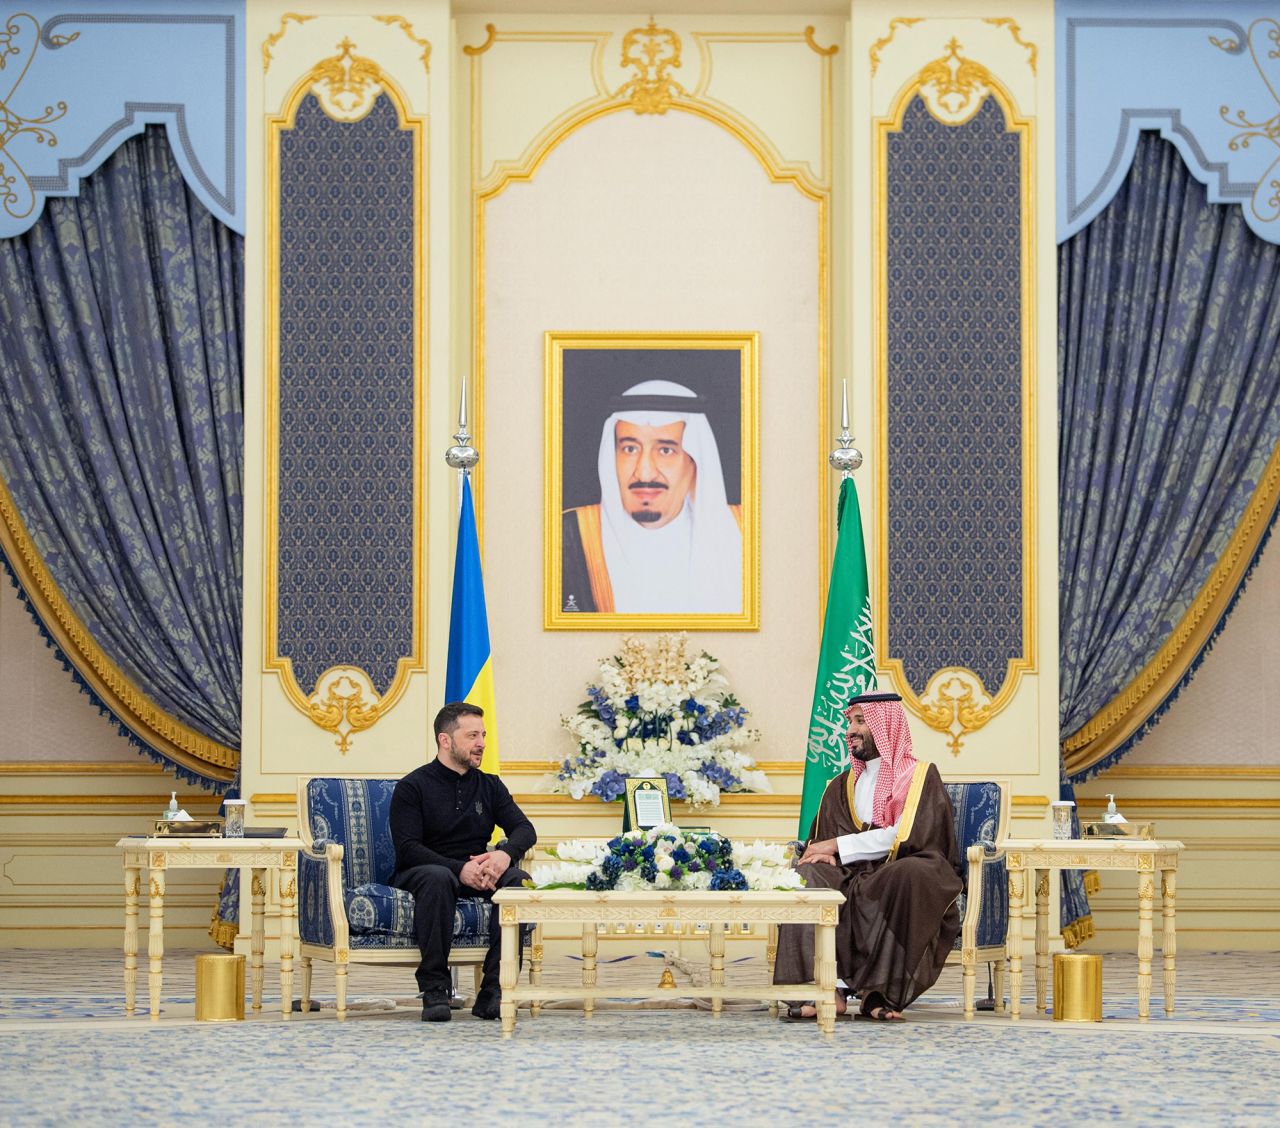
[775, 691, 962, 1021]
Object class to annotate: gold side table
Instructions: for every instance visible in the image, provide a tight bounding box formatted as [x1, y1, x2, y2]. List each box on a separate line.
[1002, 838, 1184, 1021]
[117, 836, 304, 1020]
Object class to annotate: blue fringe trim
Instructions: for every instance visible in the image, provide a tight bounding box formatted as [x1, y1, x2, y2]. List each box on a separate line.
[0, 544, 234, 793]
[1066, 498, 1280, 785]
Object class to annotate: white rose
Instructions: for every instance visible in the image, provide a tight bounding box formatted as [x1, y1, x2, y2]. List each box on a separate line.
[614, 723, 628, 738]
[656, 854, 675, 872]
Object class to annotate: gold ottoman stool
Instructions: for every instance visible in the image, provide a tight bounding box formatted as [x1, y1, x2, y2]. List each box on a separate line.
[1053, 952, 1102, 1022]
[195, 953, 245, 1022]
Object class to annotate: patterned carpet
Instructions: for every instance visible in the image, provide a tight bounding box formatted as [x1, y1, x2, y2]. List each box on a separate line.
[1, 949, 1277, 1125]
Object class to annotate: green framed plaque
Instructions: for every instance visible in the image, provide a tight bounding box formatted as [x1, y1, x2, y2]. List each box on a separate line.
[622, 777, 671, 832]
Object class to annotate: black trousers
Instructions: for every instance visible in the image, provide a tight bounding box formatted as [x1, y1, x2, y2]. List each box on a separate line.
[393, 863, 529, 996]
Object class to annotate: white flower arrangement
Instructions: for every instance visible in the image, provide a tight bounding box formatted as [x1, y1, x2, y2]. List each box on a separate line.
[532, 825, 805, 893]
[554, 635, 765, 806]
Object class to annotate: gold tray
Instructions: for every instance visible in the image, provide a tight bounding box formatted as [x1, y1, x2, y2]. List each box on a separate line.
[153, 819, 224, 837]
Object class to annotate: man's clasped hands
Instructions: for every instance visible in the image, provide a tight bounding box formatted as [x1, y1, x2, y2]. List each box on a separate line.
[458, 849, 512, 891]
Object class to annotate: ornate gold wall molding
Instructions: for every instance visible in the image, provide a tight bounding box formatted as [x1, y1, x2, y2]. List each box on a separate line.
[469, 20, 832, 589]
[373, 14, 430, 74]
[263, 38, 426, 752]
[874, 37, 1036, 754]
[262, 12, 313, 73]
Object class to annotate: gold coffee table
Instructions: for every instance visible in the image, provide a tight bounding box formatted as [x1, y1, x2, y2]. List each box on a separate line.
[492, 887, 846, 1036]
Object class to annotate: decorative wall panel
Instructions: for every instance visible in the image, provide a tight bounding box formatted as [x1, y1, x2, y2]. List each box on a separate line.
[265, 38, 424, 753]
[876, 35, 1035, 756]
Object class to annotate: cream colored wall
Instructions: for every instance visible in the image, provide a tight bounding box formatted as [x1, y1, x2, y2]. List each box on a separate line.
[467, 12, 836, 765]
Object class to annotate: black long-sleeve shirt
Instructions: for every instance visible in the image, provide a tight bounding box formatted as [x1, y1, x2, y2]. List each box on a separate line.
[389, 758, 536, 879]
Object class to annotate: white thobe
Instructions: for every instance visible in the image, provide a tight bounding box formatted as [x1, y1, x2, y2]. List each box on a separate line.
[835, 758, 899, 863]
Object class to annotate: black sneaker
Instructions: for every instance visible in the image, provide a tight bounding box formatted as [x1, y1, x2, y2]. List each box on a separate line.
[421, 990, 452, 1022]
[471, 987, 501, 1020]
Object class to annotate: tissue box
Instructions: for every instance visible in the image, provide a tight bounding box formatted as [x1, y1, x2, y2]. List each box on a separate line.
[152, 819, 223, 837]
[1080, 820, 1154, 840]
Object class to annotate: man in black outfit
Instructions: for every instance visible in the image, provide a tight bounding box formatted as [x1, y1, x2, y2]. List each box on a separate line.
[390, 702, 536, 1022]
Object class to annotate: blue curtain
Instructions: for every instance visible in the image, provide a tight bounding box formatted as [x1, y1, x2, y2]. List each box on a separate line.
[1056, 132, 1280, 939]
[0, 126, 243, 784]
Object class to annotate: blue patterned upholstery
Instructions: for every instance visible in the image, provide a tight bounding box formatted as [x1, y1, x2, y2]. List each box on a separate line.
[943, 781, 1009, 953]
[298, 776, 510, 952]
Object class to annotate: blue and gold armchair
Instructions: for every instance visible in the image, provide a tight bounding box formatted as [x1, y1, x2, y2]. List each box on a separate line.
[296, 776, 539, 1018]
[942, 779, 1010, 1018]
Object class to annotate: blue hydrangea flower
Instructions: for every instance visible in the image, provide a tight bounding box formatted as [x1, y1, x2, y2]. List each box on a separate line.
[662, 772, 687, 799]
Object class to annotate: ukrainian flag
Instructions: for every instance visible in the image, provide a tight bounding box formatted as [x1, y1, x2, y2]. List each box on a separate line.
[445, 476, 499, 775]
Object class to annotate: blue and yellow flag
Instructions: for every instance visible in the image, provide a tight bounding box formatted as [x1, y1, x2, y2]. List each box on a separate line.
[445, 476, 499, 775]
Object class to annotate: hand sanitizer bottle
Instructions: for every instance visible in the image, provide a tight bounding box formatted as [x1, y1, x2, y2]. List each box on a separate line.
[1104, 794, 1126, 824]
[166, 791, 179, 821]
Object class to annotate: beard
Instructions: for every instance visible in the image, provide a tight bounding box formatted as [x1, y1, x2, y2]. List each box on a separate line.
[630, 509, 663, 524]
[848, 734, 879, 762]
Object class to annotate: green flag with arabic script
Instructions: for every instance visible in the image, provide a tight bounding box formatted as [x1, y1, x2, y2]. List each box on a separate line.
[799, 476, 876, 838]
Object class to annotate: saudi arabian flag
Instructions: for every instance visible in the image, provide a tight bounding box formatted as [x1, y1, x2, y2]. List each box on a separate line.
[799, 476, 876, 838]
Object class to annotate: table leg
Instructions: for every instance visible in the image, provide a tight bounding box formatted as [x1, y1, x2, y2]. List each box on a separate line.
[1137, 869, 1154, 1021]
[1035, 869, 1050, 1014]
[250, 869, 266, 1011]
[1007, 866, 1024, 1019]
[123, 864, 140, 1016]
[709, 923, 726, 1017]
[530, 928, 543, 1019]
[278, 867, 296, 1020]
[1161, 868, 1176, 1017]
[500, 912, 518, 1038]
[815, 917, 837, 1036]
[147, 869, 165, 1020]
[582, 924, 598, 1018]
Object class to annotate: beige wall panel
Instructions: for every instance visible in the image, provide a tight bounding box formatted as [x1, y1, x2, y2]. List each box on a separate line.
[243, 2, 454, 811]
[852, 2, 1057, 818]
[1119, 541, 1280, 767]
[0, 770, 223, 948]
[482, 109, 820, 763]
[0, 581, 137, 763]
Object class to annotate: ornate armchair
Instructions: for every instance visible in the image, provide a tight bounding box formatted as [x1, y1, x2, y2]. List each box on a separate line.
[942, 779, 1010, 1019]
[296, 776, 539, 1018]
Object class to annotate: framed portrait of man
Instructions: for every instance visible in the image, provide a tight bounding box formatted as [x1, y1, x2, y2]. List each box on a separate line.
[544, 331, 759, 630]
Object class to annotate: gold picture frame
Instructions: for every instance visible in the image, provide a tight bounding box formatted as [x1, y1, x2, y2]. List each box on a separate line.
[623, 777, 672, 832]
[544, 331, 759, 631]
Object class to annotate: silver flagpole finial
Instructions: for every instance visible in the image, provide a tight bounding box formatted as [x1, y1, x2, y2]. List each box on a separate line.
[444, 372, 479, 475]
[828, 378, 863, 479]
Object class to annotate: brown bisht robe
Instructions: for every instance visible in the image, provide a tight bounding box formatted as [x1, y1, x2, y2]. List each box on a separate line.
[774, 761, 962, 1011]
